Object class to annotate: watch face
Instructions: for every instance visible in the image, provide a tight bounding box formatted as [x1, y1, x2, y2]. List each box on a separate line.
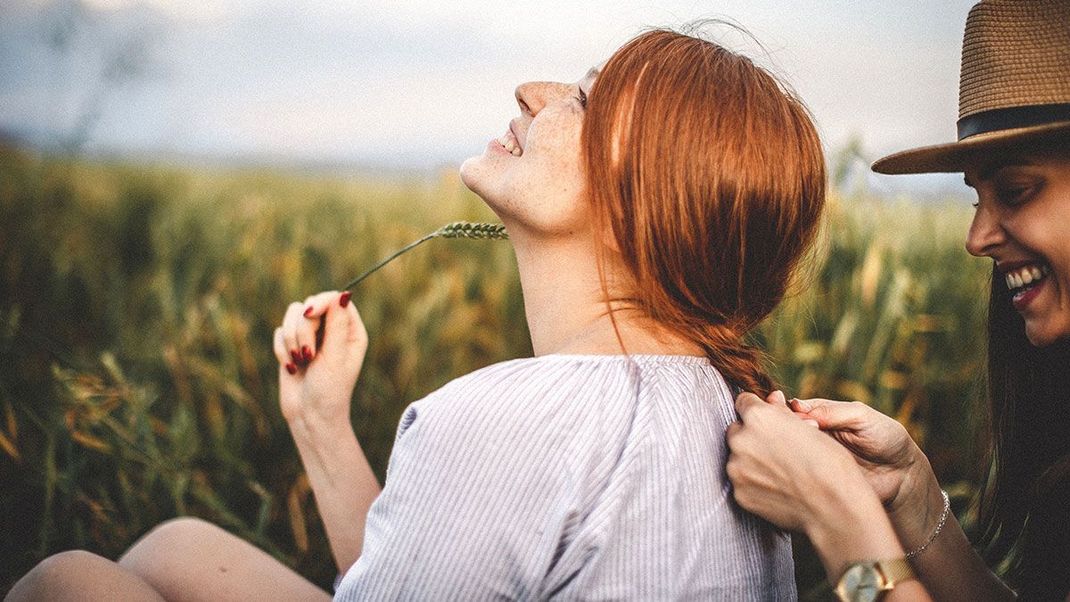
[837, 564, 881, 602]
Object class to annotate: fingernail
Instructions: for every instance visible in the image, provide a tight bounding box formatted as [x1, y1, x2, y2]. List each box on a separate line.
[340, 291, 352, 307]
[303, 306, 314, 318]
[290, 350, 301, 364]
[791, 398, 811, 412]
[302, 346, 312, 362]
[285, 362, 297, 375]
[771, 390, 786, 405]
[805, 419, 819, 428]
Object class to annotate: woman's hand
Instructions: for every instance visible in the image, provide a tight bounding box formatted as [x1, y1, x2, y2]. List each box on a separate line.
[788, 396, 945, 552]
[272, 290, 368, 425]
[727, 393, 908, 581]
[788, 396, 932, 515]
[726, 392, 878, 533]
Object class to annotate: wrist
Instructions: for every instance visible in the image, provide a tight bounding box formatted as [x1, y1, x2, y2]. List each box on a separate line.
[806, 481, 905, 582]
[287, 409, 358, 453]
[886, 453, 944, 552]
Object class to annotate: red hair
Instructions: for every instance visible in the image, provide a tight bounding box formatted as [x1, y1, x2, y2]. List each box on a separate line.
[582, 29, 826, 397]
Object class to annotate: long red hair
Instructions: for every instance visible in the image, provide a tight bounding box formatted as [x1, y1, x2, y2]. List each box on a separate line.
[582, 29, 826, 397]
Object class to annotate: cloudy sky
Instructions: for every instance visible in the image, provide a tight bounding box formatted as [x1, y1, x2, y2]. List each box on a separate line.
[1, 0, 977, 193]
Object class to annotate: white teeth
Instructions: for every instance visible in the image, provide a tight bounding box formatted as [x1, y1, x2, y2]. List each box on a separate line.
[496, 130, 522, 156]
[1005, 264, 1050, 290]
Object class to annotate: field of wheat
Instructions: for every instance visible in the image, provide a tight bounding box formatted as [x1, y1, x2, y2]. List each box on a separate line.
[0, 146, 991, 598]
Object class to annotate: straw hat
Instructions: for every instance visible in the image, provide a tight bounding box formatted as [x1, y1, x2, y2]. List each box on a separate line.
[873, 0, 1070, 175]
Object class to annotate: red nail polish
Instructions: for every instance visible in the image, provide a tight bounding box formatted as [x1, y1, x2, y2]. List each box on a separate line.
[302, 346, 312, 362]
[340, 291, 352, 307]
[291, 350, 301, 364]
[285, 363, 297, 375]
[303, 306, 314, 318]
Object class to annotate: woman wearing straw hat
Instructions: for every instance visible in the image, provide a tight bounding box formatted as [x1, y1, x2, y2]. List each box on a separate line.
[727, 0, 1069, 600]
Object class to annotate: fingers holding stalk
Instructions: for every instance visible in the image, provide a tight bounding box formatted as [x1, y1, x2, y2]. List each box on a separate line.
[273, 327, 297, 376]
[279, 301, 313, 368]
[320, 292, 368, 369]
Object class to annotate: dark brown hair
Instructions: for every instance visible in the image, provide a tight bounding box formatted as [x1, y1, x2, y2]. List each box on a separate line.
[979, 267, 1070, 600]
[581, 29, 826, 397]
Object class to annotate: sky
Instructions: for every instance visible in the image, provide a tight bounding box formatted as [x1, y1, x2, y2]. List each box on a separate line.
[0, 0, 979, 195]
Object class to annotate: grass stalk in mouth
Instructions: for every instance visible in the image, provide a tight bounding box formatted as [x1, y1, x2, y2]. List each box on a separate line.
[341, 222, 509, 291]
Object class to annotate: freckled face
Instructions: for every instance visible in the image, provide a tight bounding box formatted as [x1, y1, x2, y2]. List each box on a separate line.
[964, 151, 1070, 346]
[460, 68, 599, 237]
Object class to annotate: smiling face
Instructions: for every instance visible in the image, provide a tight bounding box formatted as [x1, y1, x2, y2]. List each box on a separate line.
[965, 148, 1070, 346]
[459, 68, 599, 237]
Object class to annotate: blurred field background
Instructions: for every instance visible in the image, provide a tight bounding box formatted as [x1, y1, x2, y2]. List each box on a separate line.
[0, 142, 992, 598]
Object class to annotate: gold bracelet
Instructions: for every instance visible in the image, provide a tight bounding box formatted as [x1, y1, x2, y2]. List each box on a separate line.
[905, 489, 949, 559]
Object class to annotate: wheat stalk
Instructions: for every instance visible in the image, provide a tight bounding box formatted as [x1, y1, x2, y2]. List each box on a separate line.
[341, 221, 508, 291]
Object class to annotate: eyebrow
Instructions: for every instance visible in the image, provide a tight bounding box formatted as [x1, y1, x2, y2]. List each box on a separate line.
[964, 159, 1035, 187]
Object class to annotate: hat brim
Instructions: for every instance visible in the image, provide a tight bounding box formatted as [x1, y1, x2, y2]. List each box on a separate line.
[872, 121, 1070, 175]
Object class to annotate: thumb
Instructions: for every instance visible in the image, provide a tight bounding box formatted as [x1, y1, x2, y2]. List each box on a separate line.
[790, 398, 870, 430]
[765, 390, 787, 405]
[321, 292, 367, 362]
[734, 391, 766, 420]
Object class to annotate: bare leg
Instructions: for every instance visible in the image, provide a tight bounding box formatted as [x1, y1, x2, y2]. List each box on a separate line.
[118, 517, 331, 602]
[5, 550, 166, 602]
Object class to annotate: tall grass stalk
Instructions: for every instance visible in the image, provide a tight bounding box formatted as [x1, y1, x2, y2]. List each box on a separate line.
[342, 222, 508, 290]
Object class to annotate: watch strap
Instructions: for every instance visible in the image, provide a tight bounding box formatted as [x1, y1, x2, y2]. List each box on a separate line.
[875, 558, 916, 590]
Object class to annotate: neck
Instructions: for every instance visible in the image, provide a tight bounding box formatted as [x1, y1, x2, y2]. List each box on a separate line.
[508, 230, 703, 357]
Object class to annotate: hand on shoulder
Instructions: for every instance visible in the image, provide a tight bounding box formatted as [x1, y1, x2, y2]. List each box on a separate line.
[726, 392, 878, 534]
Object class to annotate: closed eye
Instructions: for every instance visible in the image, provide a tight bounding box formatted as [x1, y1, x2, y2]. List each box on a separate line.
[996, 183, 1039, 206]
[575, 87, 588, 109]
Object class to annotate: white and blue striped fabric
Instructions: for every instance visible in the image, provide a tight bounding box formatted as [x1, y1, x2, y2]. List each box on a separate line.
[334, 354, 796, 601]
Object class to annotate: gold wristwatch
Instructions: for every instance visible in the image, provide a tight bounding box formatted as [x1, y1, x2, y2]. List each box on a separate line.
[834, 558, 916, 602]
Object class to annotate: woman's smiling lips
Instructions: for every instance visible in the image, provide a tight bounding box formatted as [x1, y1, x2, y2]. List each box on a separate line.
[509, 119, 525, 151]
[998, 259, 1052, 311]
[491, 127, 523, 157]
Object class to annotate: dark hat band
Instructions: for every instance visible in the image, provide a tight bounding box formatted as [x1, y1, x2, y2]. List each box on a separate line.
[957, 103, 1070, 140]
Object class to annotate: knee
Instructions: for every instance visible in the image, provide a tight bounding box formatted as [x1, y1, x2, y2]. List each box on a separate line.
[7, 550, 108, 601]
[120, 517, 220, 570]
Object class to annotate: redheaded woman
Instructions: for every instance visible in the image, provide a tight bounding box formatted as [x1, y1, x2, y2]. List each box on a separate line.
[9, 28, 825, 600]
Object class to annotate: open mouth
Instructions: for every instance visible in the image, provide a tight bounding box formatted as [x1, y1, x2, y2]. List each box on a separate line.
[497, 129, 523, 157]
[1005, 262, 1051, 303]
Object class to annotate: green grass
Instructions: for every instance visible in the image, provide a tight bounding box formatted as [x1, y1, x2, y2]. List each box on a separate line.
[0, 146, 989, 598]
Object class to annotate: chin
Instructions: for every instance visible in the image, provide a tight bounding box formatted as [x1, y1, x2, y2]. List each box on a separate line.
[458, 154, 481, 190]
[459, 156, 491, 196]
[1024, 320, 1070, 348]
[458, 159, 509, 221]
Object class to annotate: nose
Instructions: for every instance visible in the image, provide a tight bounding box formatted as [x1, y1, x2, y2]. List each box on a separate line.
[515, 81, 571, 116]
[964, 201, 1005, 258]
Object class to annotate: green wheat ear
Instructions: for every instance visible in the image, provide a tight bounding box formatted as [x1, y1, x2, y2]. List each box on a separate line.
[341, 221, 509, 291]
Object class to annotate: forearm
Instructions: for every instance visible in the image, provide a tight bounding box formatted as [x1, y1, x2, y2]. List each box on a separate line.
[888, 459, 1015, 602]
[807, 486, 910, 583]
[288, 412, 381, 574]
[805, 485, 933, 602]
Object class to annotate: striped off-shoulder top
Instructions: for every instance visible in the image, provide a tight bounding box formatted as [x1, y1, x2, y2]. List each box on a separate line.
[334, 354, 796, 601]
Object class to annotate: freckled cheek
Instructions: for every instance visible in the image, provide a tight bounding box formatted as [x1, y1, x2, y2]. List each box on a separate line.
[528, 122, 581, 156]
